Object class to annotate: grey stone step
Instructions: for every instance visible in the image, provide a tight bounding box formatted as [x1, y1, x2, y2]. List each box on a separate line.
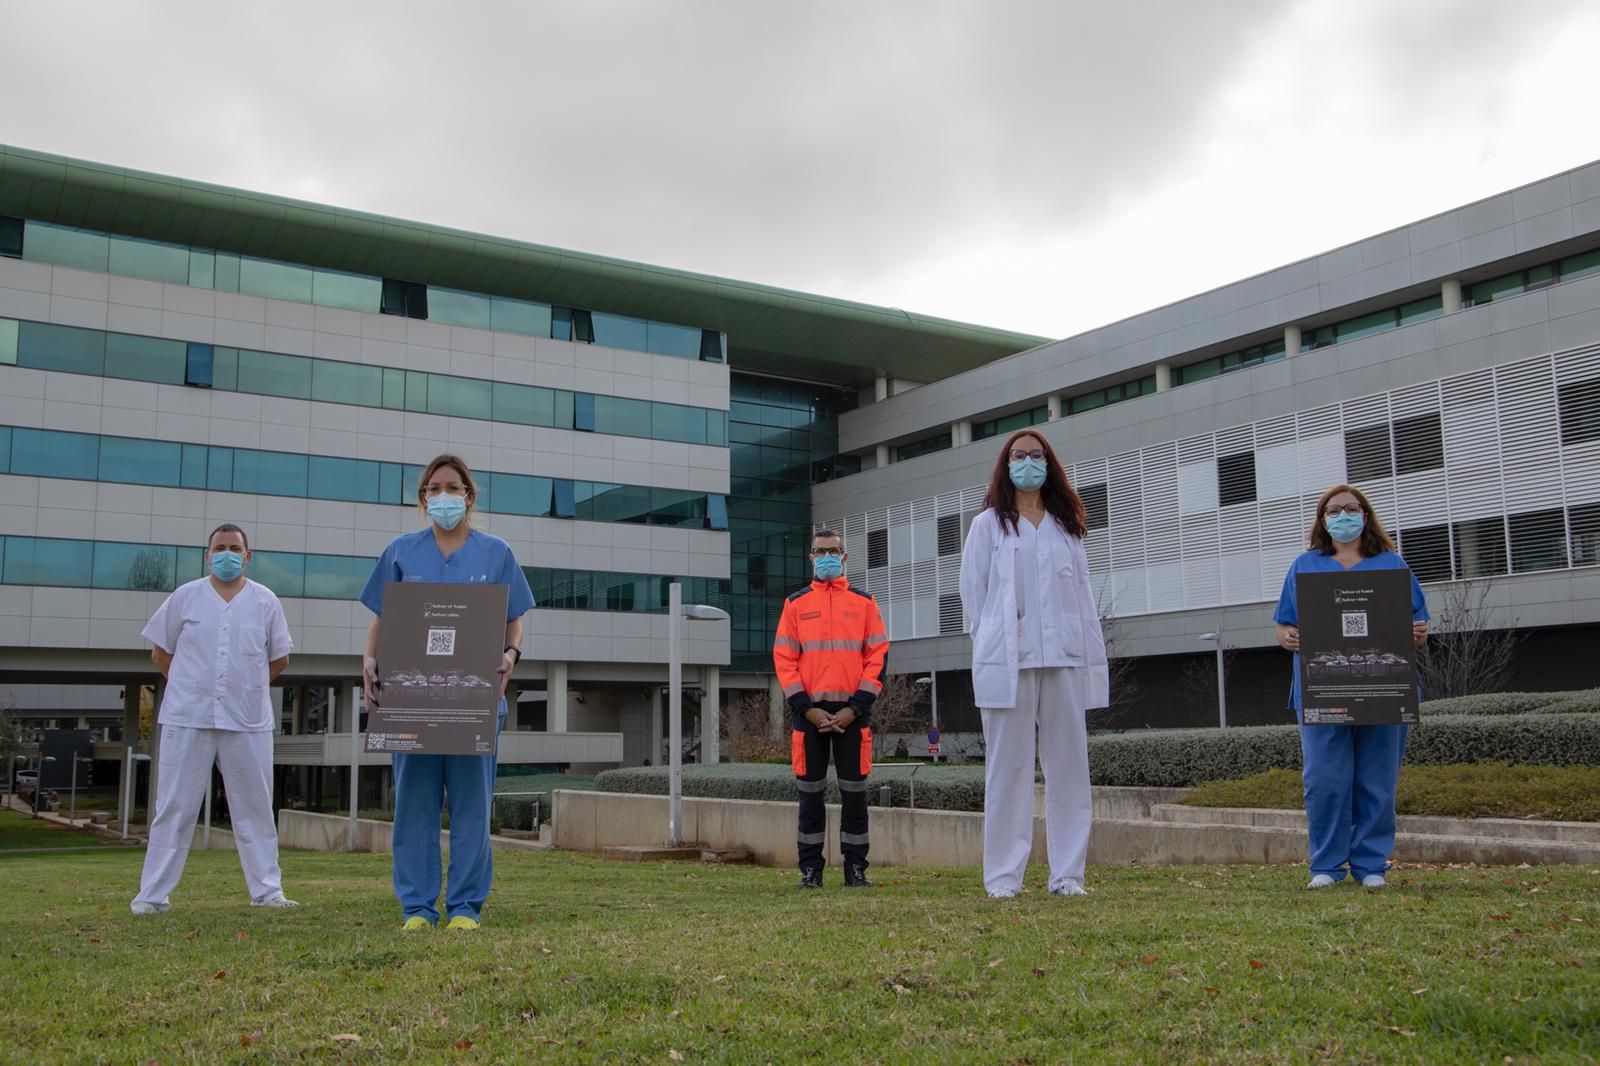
[1149, 803, 1600, 845]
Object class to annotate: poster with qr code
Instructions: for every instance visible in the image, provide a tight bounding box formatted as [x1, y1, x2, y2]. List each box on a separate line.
[1295, 569, 1419, 726]
[370, 582, 509, 754]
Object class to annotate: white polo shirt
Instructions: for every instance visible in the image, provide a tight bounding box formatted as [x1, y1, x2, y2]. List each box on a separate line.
[142, 577, 293, 732]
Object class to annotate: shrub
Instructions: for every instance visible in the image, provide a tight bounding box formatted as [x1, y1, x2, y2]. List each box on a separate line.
[1403, 713, 1600, 767]
[595, 763, 989, 812]
[1418, 691, 1595, 716]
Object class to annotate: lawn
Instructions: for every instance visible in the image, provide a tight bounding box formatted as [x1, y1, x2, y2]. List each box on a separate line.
[0, 807, 114, 850]
[0, 849, 1595, 1063]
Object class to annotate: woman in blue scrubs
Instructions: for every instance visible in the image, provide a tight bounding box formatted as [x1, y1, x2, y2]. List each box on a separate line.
[1273, 484, 1428, 891]
[360, 454, 534, 930]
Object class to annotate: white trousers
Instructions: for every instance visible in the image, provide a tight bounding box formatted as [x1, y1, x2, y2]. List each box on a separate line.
[980, 666, 1091, 894]
[134, 725, 284, 906]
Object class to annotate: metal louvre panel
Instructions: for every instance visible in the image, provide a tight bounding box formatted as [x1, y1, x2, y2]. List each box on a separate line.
[960, 485, 986, 512]
[1555, 347, 1600, 502]
[843, 513, 868, 583]
[1258, 497, 1304, 598]
[1552, 341, 1600, 385]
[1147, 560, 1184, 613]
[1074, 456, 1109, 492]
[912, 559, 937, 637]
[1255, 414, 1297, 448]
[909, 515, 935, 563]
[936, 491, 963, 517]
[1496, 356, 1564, 513]
[1442, 369, 1504, 521]
[1181, 512, 1222, 608]
[1256, 439, 1300, 501]
[1178, 459, 1219, 514]
[1392, 469, 1450, 527]
[1083, 529, 1111, 573]
[1142, 442, 1180, 564]
[1389, 380, 1441, 419]
[1296, 433, 1345, 495]
[1341, 394, 1390, 430]
[1220, 550, 1262, 605]
[1215, 425, 1254, 457]
[1109, 567, 1148, 615]
[1177, 433, 1215, 465]
[1218, 501, 1260, 550]
[1108, 451, 1146, 570]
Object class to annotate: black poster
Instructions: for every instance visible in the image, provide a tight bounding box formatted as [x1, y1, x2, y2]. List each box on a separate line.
[1295, 569, 1418, 726]
[369, 582, 509, 755]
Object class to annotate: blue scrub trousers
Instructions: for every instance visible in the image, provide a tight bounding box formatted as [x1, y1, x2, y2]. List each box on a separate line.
[391, 703, 504, 922]
[1299, 721, 1407, 881]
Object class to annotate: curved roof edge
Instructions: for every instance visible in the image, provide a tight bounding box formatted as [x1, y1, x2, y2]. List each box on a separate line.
[0, 144, 1049, 385]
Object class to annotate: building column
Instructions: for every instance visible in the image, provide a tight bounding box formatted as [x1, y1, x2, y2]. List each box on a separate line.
[1046, 394, 1062, 421]
[1441, 277, 1463, 314]
[333, 679, 357, 733]
[547, 661, 568, 733]
[648, 685, 664, 765]
[952, 419, 972, 446]
[1154, 362, 1173, 392]
[767, 674, 784, 740]
[146, 679, 166, 815]
[121, 683, 139, 747]
[874, 374, 889, 402]
[700, 666, 721, 764]
[1284, 324, 1302, 356]
[875, 444, 891, 468]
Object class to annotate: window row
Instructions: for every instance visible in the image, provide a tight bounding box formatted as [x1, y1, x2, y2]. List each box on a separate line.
[1302, 294, 1444, 350]
[1067, 375, 1157, 415]
[0, 534, 730, 613]
[0, 426, 729, 530]
[1173, 339, 1287, 386]
[0, 319, 728, 446]
[972, 405, 1048, 442]
[10, 220, 725, 362]
[1464, 248, 1600, 307]
[896, 431, 953, 462]
[1397, 502, 1600, 583]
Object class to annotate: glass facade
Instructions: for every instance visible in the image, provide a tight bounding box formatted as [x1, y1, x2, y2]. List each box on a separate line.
[0, 425, 728, 529]
[5, 319, 727, 447]
[973, 406, 1048, 442]
[726, 374, 857, 670]
[0, 533, 726, 611]
[18, 221, 722, 363]
[1173, 339, 1287, 386]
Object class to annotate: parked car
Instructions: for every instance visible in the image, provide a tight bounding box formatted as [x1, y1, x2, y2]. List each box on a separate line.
[14, 771, 38, 800]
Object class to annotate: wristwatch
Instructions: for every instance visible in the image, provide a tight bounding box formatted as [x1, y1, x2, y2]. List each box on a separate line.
[504, 644, 523, 664]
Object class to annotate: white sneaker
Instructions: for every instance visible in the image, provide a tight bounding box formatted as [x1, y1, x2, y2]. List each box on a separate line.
[130, 901, 170, 915]
[251, 895, 300, 908]
[1049, 879, 1088, 897]
[1306, 874, 1337, 890]
[986, 888, 1019, 899]
[1360, 874, 1388, 890]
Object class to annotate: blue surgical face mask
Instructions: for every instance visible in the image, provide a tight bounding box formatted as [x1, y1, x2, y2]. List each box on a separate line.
[427, 494, 467, 531]
[1325, 511, 1365, 543]
[1008, 457, 1047, 492]
[209, 550, 245, 582]
[813, 554, 844, 581]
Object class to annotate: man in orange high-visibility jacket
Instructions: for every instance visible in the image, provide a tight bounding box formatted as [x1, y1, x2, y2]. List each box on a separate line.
[773, 528, 889, 889]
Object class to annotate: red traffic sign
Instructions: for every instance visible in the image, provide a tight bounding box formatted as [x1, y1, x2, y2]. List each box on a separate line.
[927, 744, 940, 755]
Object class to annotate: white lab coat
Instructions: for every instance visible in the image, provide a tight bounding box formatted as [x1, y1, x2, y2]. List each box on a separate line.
[959, 509, 1109, 710]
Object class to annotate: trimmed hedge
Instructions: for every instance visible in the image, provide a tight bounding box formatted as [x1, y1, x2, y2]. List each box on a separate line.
[1419, 691, 1600, 716]
[595, 763, 988, 812]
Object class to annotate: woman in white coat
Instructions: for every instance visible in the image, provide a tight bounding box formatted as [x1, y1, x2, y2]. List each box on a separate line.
[960, 430, 1108, 899]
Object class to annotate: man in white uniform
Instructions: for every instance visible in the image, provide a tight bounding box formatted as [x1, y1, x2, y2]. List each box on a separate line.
[131, 523, 298, 914]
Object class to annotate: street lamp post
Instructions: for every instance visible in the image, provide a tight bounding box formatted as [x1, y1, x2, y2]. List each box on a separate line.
[1198, 632, 1227, 729]
[914, 675, 940, 761]
[31, 755, 57, 818]
[69, 753, 93, 827]
[667, 583, 730, 846]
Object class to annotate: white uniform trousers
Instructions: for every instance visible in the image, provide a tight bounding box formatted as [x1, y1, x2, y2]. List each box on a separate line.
[134, 725, 284, 906]
[979, 666, 1092, 895]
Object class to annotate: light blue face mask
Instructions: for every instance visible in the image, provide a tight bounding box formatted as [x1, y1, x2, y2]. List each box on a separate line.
[1325, 511, 1365, 543]
[813, 554, 844, 581]
[209, 550, 245, 582]
[427, 494, 467, 531]
[1008, 457, 1047, 492]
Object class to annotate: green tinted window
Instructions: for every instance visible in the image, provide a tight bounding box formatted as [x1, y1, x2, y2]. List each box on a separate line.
[304, 554, 369, 600]
[1335, 308, 1396, 342]
[232, 450, 308, 496]
[594, 395, 651, 435]
[1469, 273, 1523, 305]
[582, 482, 652, 523]
[100, 437, 181, 486]
[212, 347, 239, 390]
[207, 448, 234, 491]
[17, 322, 105, 375]
[381, 368, 406, 410]
[492, 383, 555, 426]
[491, 297, 552, 336]
[24, 223, 109, 272]
[94, 542, 176, 591]
[646, 321, 701, 359]
[181, 444, 208, 489]
[249, 551, 305, 599]
[238, 257, 314, 302]
[592, 312, 648, 351]
[214, 253, 241, 292]
[426, 374, 492, 419]
[428, 287, 493, 329]
[104, 333, 185, 385]
[652, 403, 706, 444]
[107, 235, 189, 284]
[188, 251, 215, 289]
[311, 359, 382, 406]
[12, 428, 98, 480]
[237, 349, 312, 399]
[312, 269, 382, 313]
[0, 318, 16, 365]
[2, 537, 93, 587]
[308, 456, 381, 503]
[1561, 249, 1600, 281]
[1398, 294, 1444, 326]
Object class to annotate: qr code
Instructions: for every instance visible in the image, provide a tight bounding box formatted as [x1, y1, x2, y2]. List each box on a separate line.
[426, 628, 456, 656]
[1341, 612, 1369, 638]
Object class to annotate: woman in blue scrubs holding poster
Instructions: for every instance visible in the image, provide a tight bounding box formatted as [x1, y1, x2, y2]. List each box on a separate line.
[1273, 484, 1428, 891]
[360, 454, 534, 930]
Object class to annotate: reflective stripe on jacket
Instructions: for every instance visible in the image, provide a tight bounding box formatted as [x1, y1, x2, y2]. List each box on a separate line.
[772, 577, 889, 724]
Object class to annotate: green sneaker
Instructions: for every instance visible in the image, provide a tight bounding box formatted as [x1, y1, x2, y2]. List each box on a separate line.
[402, 915, 432, 932]
[445, 915, 479, 931]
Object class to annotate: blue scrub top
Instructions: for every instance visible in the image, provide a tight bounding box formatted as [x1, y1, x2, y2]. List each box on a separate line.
[360, 527, 535, 621]
[1273, 549, 1429, 712]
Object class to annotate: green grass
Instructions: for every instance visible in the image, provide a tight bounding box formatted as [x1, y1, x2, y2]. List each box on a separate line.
[1185, 763, 1600, 821]
[0, 807, 114, 850]
[493, 770, 600, 796]
[0, 849, 1595, 1063]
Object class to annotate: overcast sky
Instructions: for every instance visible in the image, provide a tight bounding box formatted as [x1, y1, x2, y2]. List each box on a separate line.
[4, 0, 1599, 340]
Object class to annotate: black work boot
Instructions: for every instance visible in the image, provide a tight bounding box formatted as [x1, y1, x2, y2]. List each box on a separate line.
[796, 867, 823, 889]
[843, 863, 873, 888]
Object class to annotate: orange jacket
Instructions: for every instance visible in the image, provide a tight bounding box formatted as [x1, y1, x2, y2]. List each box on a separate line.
[773, 577, 889, 724]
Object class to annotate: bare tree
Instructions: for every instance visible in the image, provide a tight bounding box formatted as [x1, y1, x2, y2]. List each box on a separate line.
[1415, 579, 1519, 700]
[125, 549, 171, 591]
[867, 674, 920, 758]
[1094, 583, 1141, 723]
[0, 697, 32, 795]
[722, 691, 787, 764]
